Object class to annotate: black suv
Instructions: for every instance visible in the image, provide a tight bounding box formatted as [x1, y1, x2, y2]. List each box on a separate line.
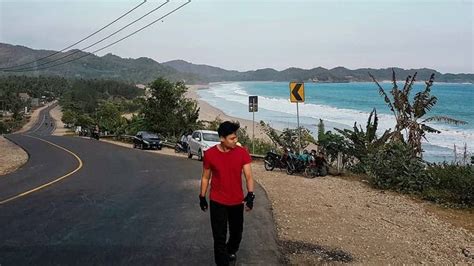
[133, 131, 163, 150]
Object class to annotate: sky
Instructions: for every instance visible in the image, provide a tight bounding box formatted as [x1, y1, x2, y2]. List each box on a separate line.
[0, 0, 472, 73]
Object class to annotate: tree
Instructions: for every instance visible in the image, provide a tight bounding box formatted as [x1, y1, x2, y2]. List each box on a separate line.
[260, 121, 316, 152]
[76, 114, 95, 128]
[96, 101, 121, 134]
[370, 70, 466, 157]
[141, 78, 200, 137]
[202, 116, 224, 131]
[61, 109, 77, 125]
[124, 114, 146, 135]
[317, 119, 350, 163]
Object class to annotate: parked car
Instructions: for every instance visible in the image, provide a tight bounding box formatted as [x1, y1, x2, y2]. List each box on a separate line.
[188, 130, 220, 161]
[133, 131, 163, 150]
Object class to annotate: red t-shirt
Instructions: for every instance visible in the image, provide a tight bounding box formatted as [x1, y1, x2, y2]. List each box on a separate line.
[203, 145, 252, 206]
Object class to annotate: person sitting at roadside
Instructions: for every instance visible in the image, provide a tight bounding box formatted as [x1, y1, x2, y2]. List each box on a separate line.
[314, 152, 328, 176]
[180, 133, 189, 150]
[297, 149, 311, 164]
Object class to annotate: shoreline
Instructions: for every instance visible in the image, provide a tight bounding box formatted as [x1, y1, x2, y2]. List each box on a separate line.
[187, 82, 472, 161]
[186, 84, 270, 142]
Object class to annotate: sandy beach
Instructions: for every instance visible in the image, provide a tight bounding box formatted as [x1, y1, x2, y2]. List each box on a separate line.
[186, 84, 270, 142]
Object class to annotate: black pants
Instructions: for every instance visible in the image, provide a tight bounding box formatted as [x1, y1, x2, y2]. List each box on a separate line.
[210, 200, 244, 266]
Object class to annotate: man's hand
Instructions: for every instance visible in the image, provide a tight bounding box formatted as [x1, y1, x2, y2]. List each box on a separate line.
[243, 192, 255, 211]
[199, 195, 208, 211]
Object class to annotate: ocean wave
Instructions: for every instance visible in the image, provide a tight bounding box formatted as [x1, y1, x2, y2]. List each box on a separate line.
[205, 83, 473, 154]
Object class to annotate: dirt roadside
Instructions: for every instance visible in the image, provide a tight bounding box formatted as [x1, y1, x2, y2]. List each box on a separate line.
[254, 168, 473, 264]
[16, 103, 52, 133]
[0, 136, 28, 176]
[0, 103, 52, 176]
[49, 104, 71, 136]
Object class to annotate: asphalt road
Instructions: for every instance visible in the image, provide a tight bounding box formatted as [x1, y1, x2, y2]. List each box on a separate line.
[1, 105, 282, 265]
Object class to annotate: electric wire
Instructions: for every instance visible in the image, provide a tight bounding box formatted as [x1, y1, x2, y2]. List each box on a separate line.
[4, 0, 170, 72]
[7, 0, 191, 73]
[0, 0, 147, 70]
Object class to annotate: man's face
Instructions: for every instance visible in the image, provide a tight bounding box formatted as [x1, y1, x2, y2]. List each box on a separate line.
[220, 133, 238, 149]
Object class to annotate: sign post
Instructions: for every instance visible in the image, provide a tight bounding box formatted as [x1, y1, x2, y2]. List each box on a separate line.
[248, 96, 258, 154]
[289, 82, 305, 153]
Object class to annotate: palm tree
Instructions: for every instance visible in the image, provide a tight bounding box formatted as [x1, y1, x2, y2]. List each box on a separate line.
[369, 70, 466, 158]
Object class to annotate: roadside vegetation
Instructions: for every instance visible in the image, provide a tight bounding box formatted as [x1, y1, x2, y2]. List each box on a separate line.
[0, 76, 67, 133]
[316, 71, 473, 208]
[2, 73, 471, 208]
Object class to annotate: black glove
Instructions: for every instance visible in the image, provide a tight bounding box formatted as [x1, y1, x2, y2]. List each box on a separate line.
[243, 192, 255, 210]
[199, 195, 208, 211]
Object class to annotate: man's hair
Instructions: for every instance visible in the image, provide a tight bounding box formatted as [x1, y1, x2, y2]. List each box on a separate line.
[217, 121, 240, 137]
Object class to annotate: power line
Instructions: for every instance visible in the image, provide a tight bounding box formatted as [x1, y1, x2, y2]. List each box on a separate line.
[7, 0, 191, 73]
[0, 0, 147, 70]
[4, 0, 170, 72]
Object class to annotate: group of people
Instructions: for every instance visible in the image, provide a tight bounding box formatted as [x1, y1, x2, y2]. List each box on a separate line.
[304, 149, 329, 176]
[285, 148, 329, 176]
[179, 131, 193, 151]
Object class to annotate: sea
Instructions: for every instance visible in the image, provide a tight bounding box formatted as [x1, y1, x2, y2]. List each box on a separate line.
[197, 81, 473, 163]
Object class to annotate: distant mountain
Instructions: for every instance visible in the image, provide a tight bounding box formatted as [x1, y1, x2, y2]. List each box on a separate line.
[163, 60, 474, 83]
[0, 43, 204, 84]
[1, 43, 472, 84]
[162, 60, 240, 82]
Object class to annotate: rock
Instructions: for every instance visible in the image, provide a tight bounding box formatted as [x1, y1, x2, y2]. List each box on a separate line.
[462, 247, 474, 259]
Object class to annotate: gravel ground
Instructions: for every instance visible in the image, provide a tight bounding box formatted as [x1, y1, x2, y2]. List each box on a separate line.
[252, 166, 474, 264]
[0, 136, 28, 176]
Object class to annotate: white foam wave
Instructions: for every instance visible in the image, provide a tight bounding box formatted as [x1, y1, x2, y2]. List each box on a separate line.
[205, 83, 474, 153]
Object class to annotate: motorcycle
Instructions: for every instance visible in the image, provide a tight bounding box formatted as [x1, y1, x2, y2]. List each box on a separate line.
[175, 141, 188, 153]
[90, 131, 100, 140]
[286, 151, 309, 175]
[264, 150, 288, 171]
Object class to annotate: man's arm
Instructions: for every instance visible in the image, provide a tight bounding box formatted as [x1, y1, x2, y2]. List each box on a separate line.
[242, 163, 255, 211]
[243, 163, 254, 193]
[200, 167, 212, 197]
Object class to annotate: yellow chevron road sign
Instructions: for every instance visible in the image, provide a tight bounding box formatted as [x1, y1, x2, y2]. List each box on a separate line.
[289, 82, 304, 103]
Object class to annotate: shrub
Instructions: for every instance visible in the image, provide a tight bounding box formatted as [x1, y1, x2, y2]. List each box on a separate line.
[424, 163, 474, 207]
[365, 141, 438, 193]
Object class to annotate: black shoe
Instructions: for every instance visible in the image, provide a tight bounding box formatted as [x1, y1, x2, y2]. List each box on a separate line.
[228, 253, 236, 261]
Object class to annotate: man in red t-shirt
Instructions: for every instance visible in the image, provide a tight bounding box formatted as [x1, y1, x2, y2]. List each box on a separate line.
[199, 121, 255, 265]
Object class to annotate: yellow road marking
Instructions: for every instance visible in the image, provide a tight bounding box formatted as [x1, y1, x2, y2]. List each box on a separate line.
[0, 135, 83, 205]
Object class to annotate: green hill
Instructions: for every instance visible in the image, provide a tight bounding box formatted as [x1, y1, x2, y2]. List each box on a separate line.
[1, 43, 472, 84]
[0, 43, 203, 84]
[163, 60, 474, 83]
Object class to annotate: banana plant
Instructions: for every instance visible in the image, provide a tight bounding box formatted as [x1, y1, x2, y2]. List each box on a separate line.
[369, 70, 466, 158]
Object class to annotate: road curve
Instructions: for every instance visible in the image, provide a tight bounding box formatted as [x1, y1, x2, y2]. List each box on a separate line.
[0, 104, 282, 265]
